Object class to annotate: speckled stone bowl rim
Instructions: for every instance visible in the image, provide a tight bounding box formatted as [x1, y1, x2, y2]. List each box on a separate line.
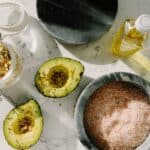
[74, 72, 150, 150]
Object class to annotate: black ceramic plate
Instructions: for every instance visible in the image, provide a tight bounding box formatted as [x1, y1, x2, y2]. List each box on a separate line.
[74, 72, 150, 149]
[37, 0, 118, 44]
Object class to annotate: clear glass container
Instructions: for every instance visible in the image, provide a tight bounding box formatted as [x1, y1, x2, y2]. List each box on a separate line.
[0, 2, 28, 89]
[0, 41, 22, 89]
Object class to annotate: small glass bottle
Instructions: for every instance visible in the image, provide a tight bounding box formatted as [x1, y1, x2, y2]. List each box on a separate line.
[112, 16, 150, 81]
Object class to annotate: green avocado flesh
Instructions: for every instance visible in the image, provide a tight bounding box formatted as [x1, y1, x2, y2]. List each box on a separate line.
[35, 57, 84, 98]
[3, 100, 43, 150]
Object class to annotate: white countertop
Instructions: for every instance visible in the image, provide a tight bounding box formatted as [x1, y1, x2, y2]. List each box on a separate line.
[0, 0, 150, 150]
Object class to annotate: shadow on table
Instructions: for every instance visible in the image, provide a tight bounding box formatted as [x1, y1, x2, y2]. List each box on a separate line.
[2, 16, 97, 104]
[2, 16, 93, 105]
[57, 18, 119, 66]
[2, 16, 62, 105]
[32, 75, 92, 150]
[58, 39, 116, 66]
[1, 16, 115, 150]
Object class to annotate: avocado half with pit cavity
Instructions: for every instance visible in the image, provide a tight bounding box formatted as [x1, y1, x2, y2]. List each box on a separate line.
[3, 100, 43, 150]
[35, 57, 84, 98]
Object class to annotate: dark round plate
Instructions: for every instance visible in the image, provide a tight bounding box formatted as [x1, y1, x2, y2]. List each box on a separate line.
[36, 0, 118, 44]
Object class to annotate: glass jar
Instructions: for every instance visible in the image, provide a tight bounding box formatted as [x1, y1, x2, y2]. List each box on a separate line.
[0, 41, 22, 88]
[0, 2, 28, 89]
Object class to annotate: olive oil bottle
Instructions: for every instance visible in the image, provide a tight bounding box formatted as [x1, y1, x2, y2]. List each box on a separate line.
[112, 18, 150, 81]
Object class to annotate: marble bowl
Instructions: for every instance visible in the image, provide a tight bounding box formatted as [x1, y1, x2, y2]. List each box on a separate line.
[75, 72, 150, 150]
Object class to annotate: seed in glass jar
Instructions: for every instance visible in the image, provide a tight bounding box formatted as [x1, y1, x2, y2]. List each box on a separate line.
[0, 43, 11, 78]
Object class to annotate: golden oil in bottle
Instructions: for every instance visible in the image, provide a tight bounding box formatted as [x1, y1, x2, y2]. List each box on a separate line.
[112, 19, 146, 57]
[112, 19, 150, 81]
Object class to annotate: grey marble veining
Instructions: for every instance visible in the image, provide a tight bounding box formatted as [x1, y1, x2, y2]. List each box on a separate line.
[0, 16, 92, 150]
[0, 0, 150, 150]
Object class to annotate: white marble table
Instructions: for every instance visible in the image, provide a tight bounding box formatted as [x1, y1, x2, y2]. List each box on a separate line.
[0, 0, 150, 150]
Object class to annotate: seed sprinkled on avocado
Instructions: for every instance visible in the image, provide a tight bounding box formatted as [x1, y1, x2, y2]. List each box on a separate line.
[19, 117, 33, 133]
[35, 57, 84, 98]
[3, 100, 43, 150]
[49, 66, 68, 88]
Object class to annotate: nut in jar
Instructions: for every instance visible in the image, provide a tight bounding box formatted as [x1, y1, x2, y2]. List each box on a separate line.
[0, 43, 11, 78]
[0, 42, 22, 89]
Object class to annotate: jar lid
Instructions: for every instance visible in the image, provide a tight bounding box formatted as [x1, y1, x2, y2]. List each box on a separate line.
[0, 2, 29, 39]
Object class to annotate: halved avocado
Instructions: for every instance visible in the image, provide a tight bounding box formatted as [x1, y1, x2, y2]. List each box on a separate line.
[35, 57, 84, 98]
[3, 100, 43, 150]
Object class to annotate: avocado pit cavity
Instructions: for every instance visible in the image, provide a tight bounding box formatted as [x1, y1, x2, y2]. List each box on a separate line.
[49, 66, 68, 88]
[3, 100, 43, 150]
[13, 116, 34, 134]
[35, 57, 84, 97]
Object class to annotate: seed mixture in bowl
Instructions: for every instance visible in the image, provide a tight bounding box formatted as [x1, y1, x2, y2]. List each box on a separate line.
[84, 81, 150, 150]
[0, 43, 11, 78]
